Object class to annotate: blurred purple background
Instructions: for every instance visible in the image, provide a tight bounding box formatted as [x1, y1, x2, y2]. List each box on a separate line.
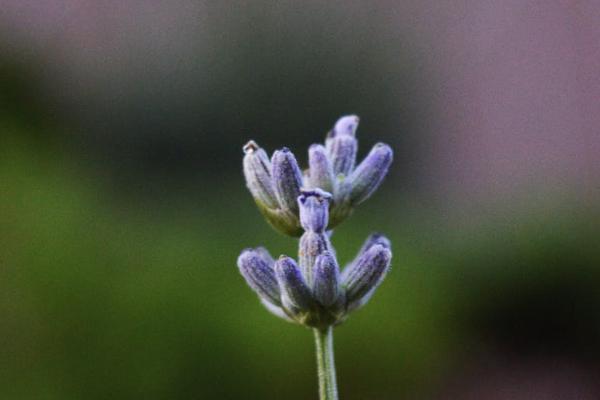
[2, 0, 598, 206]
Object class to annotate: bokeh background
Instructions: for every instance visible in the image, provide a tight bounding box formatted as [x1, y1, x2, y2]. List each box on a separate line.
[1, 1, 599, 399]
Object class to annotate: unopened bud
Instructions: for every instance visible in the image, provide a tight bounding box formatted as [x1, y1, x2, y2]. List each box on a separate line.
[306, 144, 334, 193]
[275, 256, 313, 312]
[312, 251, 340, 306]
[243, 140, 278, 209]
[342, 244, 391, 305]
[271, 148, 303, 212]
[326, 115, 359, 177]
[348, 143, 393, 205]
[238, 248, 281, 306]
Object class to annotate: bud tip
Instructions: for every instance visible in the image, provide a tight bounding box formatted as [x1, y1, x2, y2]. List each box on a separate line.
[243, 140, 259, 154]
[299, 188, 332, 202]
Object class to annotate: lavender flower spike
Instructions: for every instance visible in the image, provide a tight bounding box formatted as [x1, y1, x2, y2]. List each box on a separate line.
[275, 256, 314, 315]
[342, 244, 392, 305]
[272, 147, 303, 213]
[238, 115, 396, 400]
[348, 142, 393, 206]
[312, 251, 340, 307]
[237, 248, 281, 306]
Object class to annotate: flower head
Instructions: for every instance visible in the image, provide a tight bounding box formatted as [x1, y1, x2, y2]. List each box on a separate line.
[243, 115, 393, 236]
[237, 191, 392, 328]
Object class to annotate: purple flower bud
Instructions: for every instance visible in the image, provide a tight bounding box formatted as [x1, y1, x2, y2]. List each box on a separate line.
[298, 189, 331, 233]
[271, 148, 303, 212]
[306, 144, 334, 193]
[348, 143, 393, 205]
[275, 256, 313, 311]
[342, 244, 391, 304]
[343, 238, 388, 310]
[299, 231, 332, 285]
[238, 248, 281, 306]
[312, 251, 340, 306]
[242, 141, 278, 209]
[326, 115, 359, 177]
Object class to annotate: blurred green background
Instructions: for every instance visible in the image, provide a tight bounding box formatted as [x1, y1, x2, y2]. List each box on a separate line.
[1, 1, 599, 399]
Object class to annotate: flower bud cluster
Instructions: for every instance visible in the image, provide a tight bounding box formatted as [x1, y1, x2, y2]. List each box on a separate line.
[243, 115, 393, 236]
[238, 190, 392, 329]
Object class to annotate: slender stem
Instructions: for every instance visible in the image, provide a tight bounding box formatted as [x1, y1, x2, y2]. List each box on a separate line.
[313, 326, 339, 400]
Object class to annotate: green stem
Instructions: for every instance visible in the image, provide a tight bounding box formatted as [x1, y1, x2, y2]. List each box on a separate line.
[313, 326, 339, 400]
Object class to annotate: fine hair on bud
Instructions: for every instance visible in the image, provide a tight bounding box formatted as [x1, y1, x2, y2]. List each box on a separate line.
[349, 143, 393, 205]
[260, 299, 293, 322]
[243, 141, 278, 209]
[332, 115, 360, 137]
[351, 233, 391, 264]
[342, 244, 391, 304]
[275, 256, 313, 312]
[271, 148, 303, 212]
[237, 249, 281, 306]
[326, 116, 360, 177]
[307, 144, 334, 193]
[312, 251, 340, 307]
[299, 231, 332, 286]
